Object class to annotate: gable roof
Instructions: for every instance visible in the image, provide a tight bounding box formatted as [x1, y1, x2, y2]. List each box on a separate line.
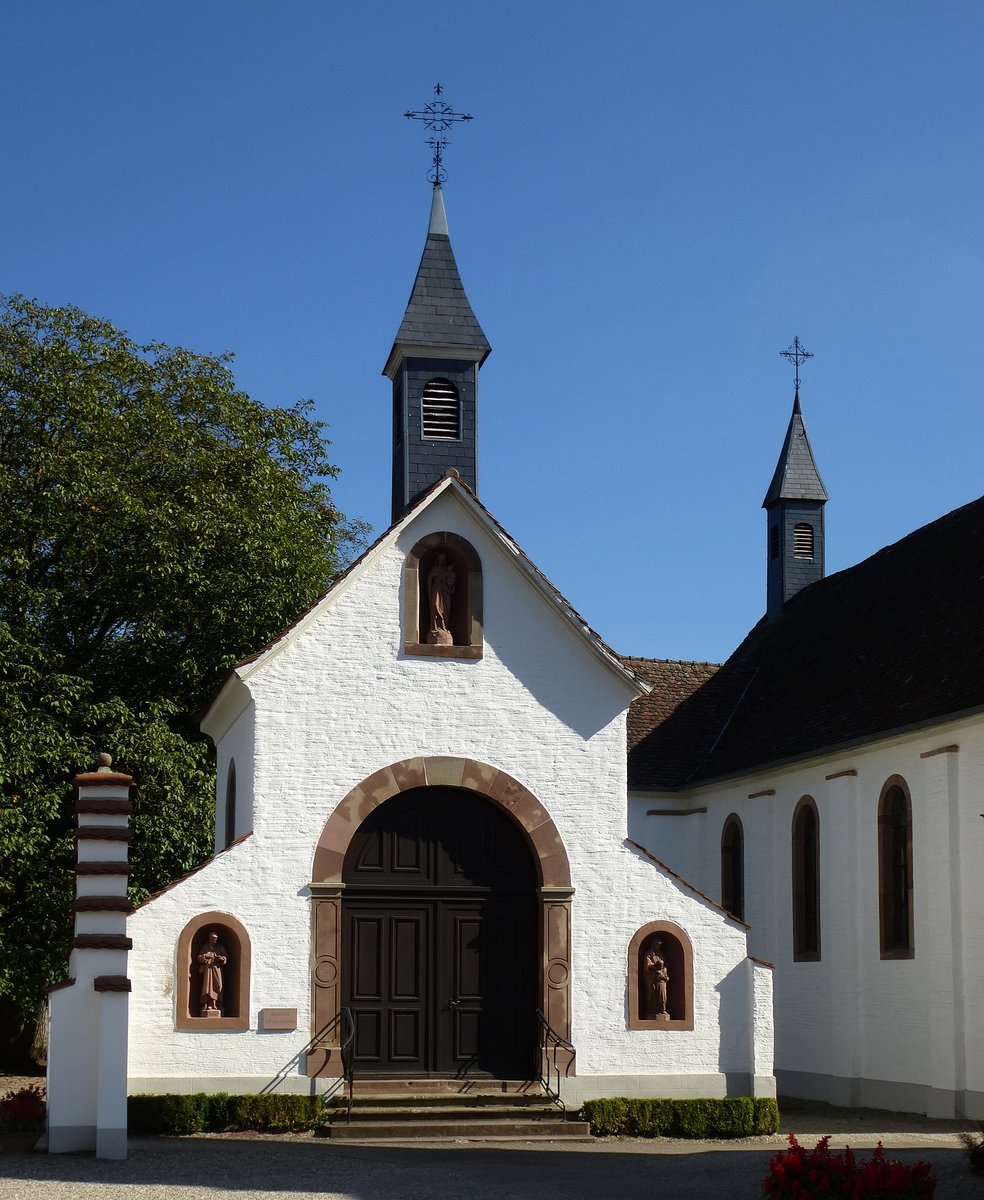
[202, 474, 648, 739]
[627, 492, 984, 788]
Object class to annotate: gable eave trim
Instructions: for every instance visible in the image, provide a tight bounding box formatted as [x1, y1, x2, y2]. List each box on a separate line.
[438, 484, 650, 697]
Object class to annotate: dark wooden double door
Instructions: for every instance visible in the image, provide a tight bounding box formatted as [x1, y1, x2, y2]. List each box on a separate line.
[342, 787, 537, 1078]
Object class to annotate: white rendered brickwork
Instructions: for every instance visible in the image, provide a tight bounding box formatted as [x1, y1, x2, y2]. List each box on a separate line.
[633, 712, 984, 1117]
[128, 485, 772, 1097]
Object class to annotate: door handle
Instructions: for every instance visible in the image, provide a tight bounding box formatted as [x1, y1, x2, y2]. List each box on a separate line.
[447, 998, 460, 1010]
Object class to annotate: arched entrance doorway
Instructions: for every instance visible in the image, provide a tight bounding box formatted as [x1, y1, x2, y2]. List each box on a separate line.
[342, 787, 537, 1076]
[306, 757, 573, 1082]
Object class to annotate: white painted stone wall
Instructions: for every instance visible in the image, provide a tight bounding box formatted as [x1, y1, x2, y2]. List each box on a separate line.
[129, 486, 772, 1097]
[632, 712, 984, 1116]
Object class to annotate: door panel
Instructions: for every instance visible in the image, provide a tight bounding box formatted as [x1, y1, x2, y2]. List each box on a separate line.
[347, 904, 428, 1071]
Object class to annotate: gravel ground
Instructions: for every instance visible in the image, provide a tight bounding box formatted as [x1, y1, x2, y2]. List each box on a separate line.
[2, 1076, 981, 1200]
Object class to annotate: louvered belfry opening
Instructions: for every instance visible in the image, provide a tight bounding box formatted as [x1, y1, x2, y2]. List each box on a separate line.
[793, 522, 814, 559]
[422, 378, 461, 440]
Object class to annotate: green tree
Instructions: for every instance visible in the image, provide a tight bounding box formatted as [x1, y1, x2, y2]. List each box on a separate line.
[0, 295, 367, 1062]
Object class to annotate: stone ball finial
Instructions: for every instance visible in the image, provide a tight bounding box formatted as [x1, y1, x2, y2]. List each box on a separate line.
[443, 467, 461, 480]
[96, 752, 113, 773]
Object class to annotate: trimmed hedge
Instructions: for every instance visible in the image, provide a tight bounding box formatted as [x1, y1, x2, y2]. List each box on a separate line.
[128, 1092, 326, 1135]
[582, 1096, 780, 1139]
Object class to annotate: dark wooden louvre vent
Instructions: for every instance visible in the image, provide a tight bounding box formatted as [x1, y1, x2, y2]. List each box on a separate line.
[422, 379, 460, 440]
[793, 522, 814, 559]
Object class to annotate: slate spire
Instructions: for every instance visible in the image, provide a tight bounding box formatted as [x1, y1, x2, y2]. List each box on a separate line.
[764, 391, 828, 621]
[385, 186, 490, 522]
[762, 391, 828, 507]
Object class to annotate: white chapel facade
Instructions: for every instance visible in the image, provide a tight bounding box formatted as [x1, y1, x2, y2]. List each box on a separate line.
[118, 184, 775, 1105]
[51, 171, 984, 1133]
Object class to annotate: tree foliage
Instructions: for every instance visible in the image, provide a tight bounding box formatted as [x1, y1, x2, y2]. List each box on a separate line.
[0, 296, 366, 1056]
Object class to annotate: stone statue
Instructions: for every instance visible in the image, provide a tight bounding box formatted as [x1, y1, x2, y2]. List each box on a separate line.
[426, 552, 456, 645]
[196, 931, 228, 1017]
[642, 938, 670, 1020]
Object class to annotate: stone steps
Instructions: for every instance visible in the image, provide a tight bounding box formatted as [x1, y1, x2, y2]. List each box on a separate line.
[326, 1118, 591, 1142]
[324, 1082, 590, 1142]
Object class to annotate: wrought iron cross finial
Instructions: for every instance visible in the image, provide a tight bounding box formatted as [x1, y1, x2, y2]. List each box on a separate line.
[780, 336, 814, 392]
[405, 83, 473, 185]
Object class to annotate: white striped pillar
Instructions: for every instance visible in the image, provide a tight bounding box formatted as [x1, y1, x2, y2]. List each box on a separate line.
[47, 754, 134, 1159]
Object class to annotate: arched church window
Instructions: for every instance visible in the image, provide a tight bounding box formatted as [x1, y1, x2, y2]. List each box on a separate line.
[721, 814, 744, 921]
[422, 379, 461, 440]
[627, 921, 694, 1030]
[224, 759, 237, 848]
[878, 777, 913, 958]
[175, 911, 251, 1032]
[792, 797, 821, 960]
[793, 522, 814, 559]
[403, 531, 483, 660]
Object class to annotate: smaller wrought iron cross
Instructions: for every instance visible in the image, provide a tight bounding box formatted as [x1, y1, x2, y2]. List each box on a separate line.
[405, 84, 473, 185]
[780, 336, 814, 392]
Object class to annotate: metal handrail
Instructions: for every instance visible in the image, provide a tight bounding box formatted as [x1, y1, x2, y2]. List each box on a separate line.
[535, 1008, 575, 1112]
[339, 1007, 356, 1121]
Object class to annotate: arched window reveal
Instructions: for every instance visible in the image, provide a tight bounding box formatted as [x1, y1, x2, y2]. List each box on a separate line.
[878, 778, 914, 958]
[224, 760, 237, 848]
[792, 797, 821, 961]
[721, 814, 744, 921]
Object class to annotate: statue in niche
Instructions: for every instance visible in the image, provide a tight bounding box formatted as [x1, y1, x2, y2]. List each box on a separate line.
[642, 938, 670, 1021]
[196, 930, 228, 1018]
[426, 551, 456, 645]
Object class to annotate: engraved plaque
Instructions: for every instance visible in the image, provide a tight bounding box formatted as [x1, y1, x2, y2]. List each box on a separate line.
[260, 1007, 298, 1031]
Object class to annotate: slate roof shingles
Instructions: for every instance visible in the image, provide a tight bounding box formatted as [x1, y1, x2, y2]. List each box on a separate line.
[393, 233, 490, 353]
[626, 493, 984, 788]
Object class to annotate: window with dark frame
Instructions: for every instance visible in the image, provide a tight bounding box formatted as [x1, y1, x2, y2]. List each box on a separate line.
[878, 782, 914, 957]
[792, 797, 820, 960]
[721, 814, 744, 921]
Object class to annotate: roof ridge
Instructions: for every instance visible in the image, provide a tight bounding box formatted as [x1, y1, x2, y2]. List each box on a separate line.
[620, 654, 723, 669]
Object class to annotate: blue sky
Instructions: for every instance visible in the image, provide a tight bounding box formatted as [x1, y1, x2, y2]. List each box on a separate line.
[4, 3, 982, 662]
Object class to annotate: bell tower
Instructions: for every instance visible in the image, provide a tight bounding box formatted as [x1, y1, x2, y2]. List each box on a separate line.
[384, 184, 490, 522]
[763, 340, 828, 621]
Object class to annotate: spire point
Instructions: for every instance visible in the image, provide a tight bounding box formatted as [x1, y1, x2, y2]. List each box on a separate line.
[792, 388, 802, 415]
[428, 184, 449, 236]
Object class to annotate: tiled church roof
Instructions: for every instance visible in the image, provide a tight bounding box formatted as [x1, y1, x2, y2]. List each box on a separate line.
[625, 493, 984, 788]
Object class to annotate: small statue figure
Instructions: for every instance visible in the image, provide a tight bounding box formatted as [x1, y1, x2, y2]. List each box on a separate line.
[197, 931, 228, 1017]
[642, 938, 670, 1020]
[426, 552, 456, 645]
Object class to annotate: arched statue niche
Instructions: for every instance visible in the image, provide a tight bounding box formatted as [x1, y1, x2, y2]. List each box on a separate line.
[403, 532, 483, 659]
[306, 756, 573, 1079]
[175, 911, 251, 1032]
[627, 921, 693, 1031]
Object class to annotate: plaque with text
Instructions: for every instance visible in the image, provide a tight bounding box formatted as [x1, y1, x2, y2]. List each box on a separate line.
[259, 1008, 298, 1031]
